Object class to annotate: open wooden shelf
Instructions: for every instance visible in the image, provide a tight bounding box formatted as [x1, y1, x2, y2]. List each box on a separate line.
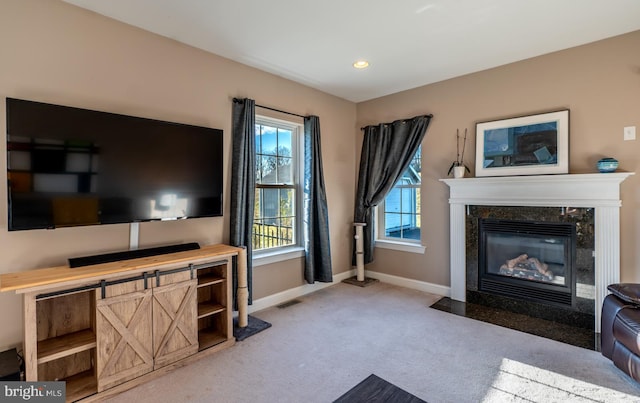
[197, 302, 224, 318]
[37, 329, 96, 364]
[198, 328, 227, 351]
[195, 261, 230, 353]
[197, 273, 224, 287]
[64, 369, 97, 402]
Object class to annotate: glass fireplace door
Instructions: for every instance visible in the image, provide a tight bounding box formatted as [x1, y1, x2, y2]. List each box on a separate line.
[478, 219, 576, 306]
[485, 232, 568, 286]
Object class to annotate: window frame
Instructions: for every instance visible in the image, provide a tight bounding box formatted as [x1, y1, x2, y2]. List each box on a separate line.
[253, 115, 304, 258]
[375, 146, 425, 253]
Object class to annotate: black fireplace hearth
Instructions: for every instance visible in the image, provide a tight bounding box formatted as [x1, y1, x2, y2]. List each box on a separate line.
[430, 296, 597, 350]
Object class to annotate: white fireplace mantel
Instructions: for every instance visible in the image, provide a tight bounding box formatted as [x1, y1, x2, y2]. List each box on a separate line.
[440, 172, 634, 333]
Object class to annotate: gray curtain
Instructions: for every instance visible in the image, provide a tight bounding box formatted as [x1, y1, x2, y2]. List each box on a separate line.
[230, 98, 255, 306]
[303, 116, 333, 283]
[353, 115, 433, 265]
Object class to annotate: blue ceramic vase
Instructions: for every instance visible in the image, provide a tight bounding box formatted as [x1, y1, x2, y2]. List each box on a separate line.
[597, 157, 619, 173]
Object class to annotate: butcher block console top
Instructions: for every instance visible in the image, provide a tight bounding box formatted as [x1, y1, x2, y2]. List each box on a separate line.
[0, 243, 242, 293]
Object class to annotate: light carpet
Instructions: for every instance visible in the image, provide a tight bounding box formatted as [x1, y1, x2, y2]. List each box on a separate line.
[104, 282, 640, 402]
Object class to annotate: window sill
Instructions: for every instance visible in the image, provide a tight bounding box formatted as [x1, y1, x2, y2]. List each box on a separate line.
[253, 246, 305, 267]
[375, 240, 426, 254]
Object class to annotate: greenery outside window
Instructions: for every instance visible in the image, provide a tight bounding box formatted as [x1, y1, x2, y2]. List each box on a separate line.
[253, 116, 301, 252]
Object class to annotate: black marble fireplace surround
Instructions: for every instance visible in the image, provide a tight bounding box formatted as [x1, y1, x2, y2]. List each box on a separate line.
[432, 205, 597, 350]
[467, 205, 595, 327]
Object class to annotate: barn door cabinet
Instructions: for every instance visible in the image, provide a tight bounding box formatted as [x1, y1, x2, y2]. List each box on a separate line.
[0, 244, 243, 402]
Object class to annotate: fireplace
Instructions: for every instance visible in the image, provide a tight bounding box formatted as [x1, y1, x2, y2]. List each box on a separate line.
[440, 173, 634, 333]
[478, 219, 576, 307]
[465, 206, 593, 329]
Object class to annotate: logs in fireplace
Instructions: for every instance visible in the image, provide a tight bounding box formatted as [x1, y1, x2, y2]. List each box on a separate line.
[499, 253, 554, 281]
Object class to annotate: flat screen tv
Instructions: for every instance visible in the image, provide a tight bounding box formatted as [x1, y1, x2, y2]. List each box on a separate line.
[6, 98, 223, 231]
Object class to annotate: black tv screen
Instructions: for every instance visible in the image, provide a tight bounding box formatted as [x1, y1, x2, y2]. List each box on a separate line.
[6, 98, 223, 231]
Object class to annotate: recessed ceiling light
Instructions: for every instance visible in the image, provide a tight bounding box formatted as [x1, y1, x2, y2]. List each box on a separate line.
[353, 60, 369, 69]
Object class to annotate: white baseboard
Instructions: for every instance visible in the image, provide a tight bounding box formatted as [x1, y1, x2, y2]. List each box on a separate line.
[248, 269, 356, 313]
[248, 268, 450, 314]
[365, 270, 451, 297]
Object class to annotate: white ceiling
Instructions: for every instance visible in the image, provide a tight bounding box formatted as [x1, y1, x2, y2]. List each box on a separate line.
[63, 0, 640, 103]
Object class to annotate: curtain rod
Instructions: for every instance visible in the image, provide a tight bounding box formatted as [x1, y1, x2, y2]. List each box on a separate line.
[233, 98, 306, 119]
[360, 114, 433, 130]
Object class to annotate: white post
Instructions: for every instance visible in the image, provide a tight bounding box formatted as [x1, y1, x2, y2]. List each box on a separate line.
[449, 203, 467, 301]
[594, 206, 621, 333]
[129, 222, 139, 250]
[354, 223, 367, 281]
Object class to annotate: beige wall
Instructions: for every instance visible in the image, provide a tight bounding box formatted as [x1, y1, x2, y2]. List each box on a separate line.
[0, 0, 356, 350]
[1, 0, 638, 353]
[357, 30, 640, 288]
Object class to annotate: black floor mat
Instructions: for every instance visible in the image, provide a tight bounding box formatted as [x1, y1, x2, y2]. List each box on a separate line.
[233, 315, 272, 341]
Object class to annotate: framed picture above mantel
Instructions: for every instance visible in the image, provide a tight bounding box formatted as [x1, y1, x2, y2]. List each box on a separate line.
[475, 110, 569, 177]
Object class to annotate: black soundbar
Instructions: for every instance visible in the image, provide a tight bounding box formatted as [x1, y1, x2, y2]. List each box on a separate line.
[69, 242, 201, 268]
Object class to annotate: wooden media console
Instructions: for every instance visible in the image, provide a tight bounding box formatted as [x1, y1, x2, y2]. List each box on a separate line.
[0, 244, 246, 402]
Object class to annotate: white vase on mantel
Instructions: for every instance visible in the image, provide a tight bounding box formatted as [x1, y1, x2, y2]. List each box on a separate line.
[453, 165, 466, 178]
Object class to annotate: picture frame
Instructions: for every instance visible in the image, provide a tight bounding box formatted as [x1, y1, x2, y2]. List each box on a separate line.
[475, 110, 569, 177]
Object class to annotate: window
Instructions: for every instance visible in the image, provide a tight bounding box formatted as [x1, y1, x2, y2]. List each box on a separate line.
[378, 146, 421, 242]
[253, 117, 301, 252]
